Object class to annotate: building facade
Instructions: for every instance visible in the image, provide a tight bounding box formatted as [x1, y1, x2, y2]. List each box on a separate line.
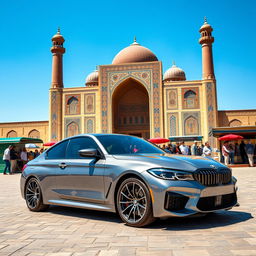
[0, 20, 255, 146]
[49, 19, 218, 145]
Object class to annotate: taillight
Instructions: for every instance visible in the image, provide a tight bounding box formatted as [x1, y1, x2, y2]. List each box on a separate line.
[22, 164, 27, 172]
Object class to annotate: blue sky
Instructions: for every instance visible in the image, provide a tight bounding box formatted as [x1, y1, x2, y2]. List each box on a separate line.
[0, 0, 255, 122]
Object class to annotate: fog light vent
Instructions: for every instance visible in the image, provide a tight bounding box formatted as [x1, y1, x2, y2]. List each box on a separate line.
[164, 192, 189, 211]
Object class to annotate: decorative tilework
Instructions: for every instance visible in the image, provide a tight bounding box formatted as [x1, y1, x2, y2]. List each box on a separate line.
[168, 113, 178, 137]
[166, 89, 178, 110]
[51, 91, 57, 140]
[182, 87, 199, 109]
[109, 70, 151, 94]
[64, 117, 81, 138]
[85, 117, 95, 133]
[50, 90, 62, 141]
[100, 62, 162, 137]
[65, 94, 81, 115]
[182, 112, 201, 136]
[84, 93, 95, 114]
[206, 82, 215, 131]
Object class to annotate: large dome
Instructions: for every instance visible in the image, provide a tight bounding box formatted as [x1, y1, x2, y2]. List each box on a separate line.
[112, 39, 158, 65]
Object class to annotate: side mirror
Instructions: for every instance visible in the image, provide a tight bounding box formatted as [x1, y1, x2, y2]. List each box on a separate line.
[79, 148, 101, 158]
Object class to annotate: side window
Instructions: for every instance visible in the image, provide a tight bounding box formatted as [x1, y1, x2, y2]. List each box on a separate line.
[46, 140, 69, 159]
[66, 137, 99, 159]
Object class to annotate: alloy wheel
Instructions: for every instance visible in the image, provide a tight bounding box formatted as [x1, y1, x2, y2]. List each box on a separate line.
[25, 179, 41, 209]
[118, 181, 147, 224]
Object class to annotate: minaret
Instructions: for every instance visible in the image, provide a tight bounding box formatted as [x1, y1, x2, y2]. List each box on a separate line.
[199, 18, 218, 148]
[51, 28, 65, 88]
[49, 28, 65, 141]
[199, 17, 215, 80]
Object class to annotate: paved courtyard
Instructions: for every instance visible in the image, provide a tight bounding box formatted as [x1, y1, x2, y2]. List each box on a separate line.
[0, 168, 256, 256]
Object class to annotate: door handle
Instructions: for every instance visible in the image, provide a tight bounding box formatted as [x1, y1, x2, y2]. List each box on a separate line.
[58, 163, 67, 169]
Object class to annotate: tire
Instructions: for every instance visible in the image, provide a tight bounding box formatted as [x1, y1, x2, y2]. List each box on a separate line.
[116, 177, 156, 227]
[25, 178, 49, 212]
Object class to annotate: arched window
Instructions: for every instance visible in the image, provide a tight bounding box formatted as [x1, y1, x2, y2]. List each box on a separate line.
[184, 90, 197, 109]
[28, 129, 40, 139]
[67, 122, 79, 137]
[67, 97, 79, 115]
[229, 119, 242, 127]
[7, 130, 17, 138]
[184, 116, 199, 135]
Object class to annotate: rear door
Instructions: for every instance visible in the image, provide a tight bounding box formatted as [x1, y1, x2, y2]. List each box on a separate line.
[43, 139, 69, 201]
[55, 136, 106, 203]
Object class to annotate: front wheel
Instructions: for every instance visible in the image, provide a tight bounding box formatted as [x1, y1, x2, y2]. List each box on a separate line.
[25, 178, 49, 212]
[116, 177, 155, 227]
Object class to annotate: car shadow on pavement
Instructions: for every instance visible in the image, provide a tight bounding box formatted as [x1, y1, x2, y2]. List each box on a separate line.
[48, 205, 122, 224]
[150, 210, 253, 230]
[47, 206, 252, 229]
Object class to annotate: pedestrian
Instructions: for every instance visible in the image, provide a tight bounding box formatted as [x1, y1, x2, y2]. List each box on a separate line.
[234, 143, 240, 163]
[175, 143, 181, 154]
[222, 141, 230, 166]
[20, 148, 28, 167]
[2, 145, 13, 175]
[179, 141, 188, 155]
[203, 141, 212, 157]
[245, 141, 255, 167]
[10, 146, 19, 173]
[191, 141, 198, 156]
[239, 141, 247, 164]
[188, 145, 191, 155]
[229, 143, 235, 164]
[28, 151, 34, 161]
[34, 149, 40, 158]
[40, 148, 44, 154]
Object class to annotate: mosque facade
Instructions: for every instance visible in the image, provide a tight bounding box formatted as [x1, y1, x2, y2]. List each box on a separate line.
[0, 19, 256, 146]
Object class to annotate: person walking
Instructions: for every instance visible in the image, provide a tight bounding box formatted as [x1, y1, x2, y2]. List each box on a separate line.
[245, 141, 255, 167]
[10, 146, 19, 173]
[179, 141, 188, 155]
[203, 141, 212, 157]
[3, 145, 13, 175]
[229, 143, 235, 164]
[239, 141, 247, 164]
[20, 148, 28, 168]
[222, 141, 230, 166]
[191, 141, 198, 156]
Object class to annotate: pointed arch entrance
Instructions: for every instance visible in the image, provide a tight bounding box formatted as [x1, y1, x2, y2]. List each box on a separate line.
[112, 78, 150, 138]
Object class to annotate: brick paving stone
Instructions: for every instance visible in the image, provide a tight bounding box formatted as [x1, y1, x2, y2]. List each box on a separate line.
[0, 168, 255, 255]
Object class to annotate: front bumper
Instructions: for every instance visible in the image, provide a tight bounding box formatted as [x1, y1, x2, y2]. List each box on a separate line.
[145, 172, 238, 218]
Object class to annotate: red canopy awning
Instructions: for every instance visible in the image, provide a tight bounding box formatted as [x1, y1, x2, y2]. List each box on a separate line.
[148, 138, 170, 144]
[43, 141, 56, 146]
[218, 134, 244, 141]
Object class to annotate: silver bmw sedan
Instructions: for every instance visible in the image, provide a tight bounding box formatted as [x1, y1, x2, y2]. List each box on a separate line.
[20, 134, 238, 227]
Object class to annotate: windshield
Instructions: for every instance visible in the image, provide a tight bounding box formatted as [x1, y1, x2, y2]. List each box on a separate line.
[96, 135, 164, 155]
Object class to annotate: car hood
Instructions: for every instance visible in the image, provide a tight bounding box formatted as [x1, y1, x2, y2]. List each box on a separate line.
[112, 153, 226, 172]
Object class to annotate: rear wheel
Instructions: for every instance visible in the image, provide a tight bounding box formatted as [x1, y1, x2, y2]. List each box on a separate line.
[25, 178, 49, 212]
[116, 177, 155, 227]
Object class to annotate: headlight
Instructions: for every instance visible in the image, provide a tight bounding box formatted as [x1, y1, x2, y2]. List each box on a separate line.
[147, 168, 194, 181]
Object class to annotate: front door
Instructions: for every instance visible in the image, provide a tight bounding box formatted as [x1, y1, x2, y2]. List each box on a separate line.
[55, 136, 105, 203]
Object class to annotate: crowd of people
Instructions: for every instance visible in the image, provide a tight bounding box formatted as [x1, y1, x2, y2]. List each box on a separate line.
[222, 140, 255, 167]
[2, 145, 44, 175]
[161, 141, 213, 157]
[161, 140, 255, 167]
